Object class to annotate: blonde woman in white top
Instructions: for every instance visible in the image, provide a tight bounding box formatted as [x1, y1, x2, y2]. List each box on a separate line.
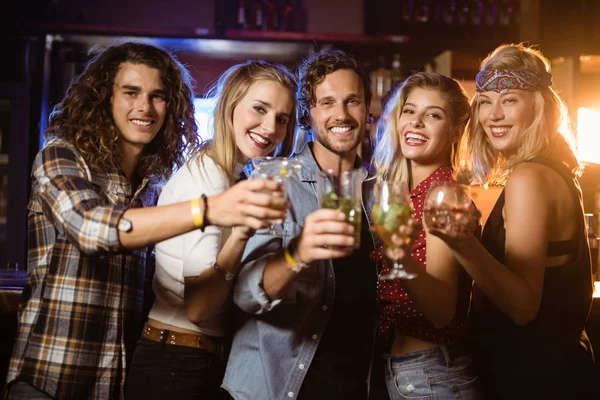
[126, 60, 298, 400]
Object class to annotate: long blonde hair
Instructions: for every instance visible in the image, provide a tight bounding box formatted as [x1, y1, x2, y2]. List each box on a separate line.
[193, 60, 297, 182]
[466, 43, 581, 185]
[373, 72, 470, 188]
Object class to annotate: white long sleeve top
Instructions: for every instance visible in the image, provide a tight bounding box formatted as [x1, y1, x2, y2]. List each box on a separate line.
[148, 155, 244, 337]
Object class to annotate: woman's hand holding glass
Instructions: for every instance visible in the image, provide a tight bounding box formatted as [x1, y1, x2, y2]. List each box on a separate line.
[207, 179, 288, 231]
[423, 182, 481, 251]
[250, 157, 301, 237]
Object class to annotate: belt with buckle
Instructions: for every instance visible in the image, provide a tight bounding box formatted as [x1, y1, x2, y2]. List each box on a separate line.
[142, 323, 220, 354]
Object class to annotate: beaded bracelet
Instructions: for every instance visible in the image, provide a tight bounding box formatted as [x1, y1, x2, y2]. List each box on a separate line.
[213, 263, 235, 281]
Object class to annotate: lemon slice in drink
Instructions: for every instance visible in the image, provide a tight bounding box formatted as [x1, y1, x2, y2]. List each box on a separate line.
[279, 163, 289, 177]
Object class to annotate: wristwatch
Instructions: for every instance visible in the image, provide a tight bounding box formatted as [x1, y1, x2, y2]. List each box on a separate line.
[117, 217, 133, 233]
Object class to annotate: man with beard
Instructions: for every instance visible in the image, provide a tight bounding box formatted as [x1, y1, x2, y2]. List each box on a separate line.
[223, 50, 382, 400]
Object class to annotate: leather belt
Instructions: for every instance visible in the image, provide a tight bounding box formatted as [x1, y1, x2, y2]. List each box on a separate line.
[142, 323, 220, 354]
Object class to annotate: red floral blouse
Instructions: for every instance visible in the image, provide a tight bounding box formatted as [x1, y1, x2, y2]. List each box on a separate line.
[371, 166, 472, 346]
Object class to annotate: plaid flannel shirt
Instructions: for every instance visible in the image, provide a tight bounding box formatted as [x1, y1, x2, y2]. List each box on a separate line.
[6, 139, 158, 399]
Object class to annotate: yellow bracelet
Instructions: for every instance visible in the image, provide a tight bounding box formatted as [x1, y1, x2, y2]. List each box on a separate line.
[190, 197, 204, 228]
[283, 247, 297, 267]
[283, 246, 308, 273]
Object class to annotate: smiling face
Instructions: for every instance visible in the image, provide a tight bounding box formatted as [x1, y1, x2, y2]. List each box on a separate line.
[111, 62, 167, 155]
[477, 89, 535, 156]
[308, 69, 368, 157]
[232, 79, 294, 163]
[397, 88, 456, 168]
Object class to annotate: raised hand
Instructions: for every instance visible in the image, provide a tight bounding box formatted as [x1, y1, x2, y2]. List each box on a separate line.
[293, 208, 356, 265]
[206, 179, 288, 230]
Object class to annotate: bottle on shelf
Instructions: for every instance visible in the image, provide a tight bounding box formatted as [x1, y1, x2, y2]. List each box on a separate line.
[371, 56, 392, 99]
[401, 0, 416, 26]
[441, 0, 457, 25]
[483, 0, 497, 26]
[280, 0, 296, 31]
[482, 0, 498, 37]
[415, 0, 431, 24]
[391, 54, 406, 84]
[469, 0, 484, 34]
[263, 0, 279, 31]
[370, 57, 392, 118]
[455, 0, 470, 37]
[498, 0, 514, 26]
[431, 0, 444, 27]
[236, 0, 248, 29]
[247, 0, 264, 30]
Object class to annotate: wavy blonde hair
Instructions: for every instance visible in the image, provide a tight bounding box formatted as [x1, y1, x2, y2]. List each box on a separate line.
[373, 72, 470, 188]
[465, 43, 581, 185]
[193, 60, 297, 182]
[44, 42, 198, 181]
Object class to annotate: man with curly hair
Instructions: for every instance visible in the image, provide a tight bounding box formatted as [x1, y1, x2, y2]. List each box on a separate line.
[5, 42, 288, 400]
[223, 49, 382, 400]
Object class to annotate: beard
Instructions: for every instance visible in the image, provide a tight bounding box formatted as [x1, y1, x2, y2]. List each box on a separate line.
[312, 122, 364, 156]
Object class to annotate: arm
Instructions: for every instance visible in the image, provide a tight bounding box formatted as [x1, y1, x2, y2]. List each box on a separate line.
[184, 227, 252, 325]
[261, 209, 355, 300]
[36, 143, 287, 253]
[119, 179, 287, 249]
[429, 165, 550, 325]
[233, 209, 355, 314]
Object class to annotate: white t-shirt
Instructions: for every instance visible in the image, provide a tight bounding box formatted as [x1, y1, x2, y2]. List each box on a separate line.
[148, 155, 244, 337]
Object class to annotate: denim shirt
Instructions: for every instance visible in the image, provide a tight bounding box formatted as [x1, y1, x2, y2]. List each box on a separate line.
[223, 143, 381, 400]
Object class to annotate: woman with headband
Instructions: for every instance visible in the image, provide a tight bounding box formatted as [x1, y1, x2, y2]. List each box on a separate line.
[428, 43, 598, 398]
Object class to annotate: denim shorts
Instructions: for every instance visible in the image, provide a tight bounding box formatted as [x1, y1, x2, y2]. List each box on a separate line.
[383, 345, 480, 400]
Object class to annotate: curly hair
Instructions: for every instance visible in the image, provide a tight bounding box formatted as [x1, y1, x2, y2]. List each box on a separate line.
[45, 42, 199, 181]
[194, 60, 298, 182]
[466, 43, 581, 184]
[373, 72, 471, 187]
[296, 49, 372, 130]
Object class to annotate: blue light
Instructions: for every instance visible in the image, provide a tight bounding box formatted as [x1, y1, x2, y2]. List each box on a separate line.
[194, 97, 216, 143]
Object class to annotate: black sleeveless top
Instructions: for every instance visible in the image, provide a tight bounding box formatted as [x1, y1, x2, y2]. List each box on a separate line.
[474, 158, 598, 399]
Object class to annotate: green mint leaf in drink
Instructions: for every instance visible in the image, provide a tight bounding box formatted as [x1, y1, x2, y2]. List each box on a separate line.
[320, 191, 339, 209]
[372, 204, 386, 225]
[383, 203, 410, 233]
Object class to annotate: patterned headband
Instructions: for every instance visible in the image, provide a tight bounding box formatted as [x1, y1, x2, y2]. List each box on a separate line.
[475, 69, 553, 93]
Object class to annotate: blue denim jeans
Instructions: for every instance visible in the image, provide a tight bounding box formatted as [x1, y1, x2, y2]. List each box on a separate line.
[383, 345, 480, 400]
[126, 336, 224, 400]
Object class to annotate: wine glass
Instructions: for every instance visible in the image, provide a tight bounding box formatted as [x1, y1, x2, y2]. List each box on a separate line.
[250, 157, 302, 237]
[372, 181, 417, 280]
[422, 181, 479, 233]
